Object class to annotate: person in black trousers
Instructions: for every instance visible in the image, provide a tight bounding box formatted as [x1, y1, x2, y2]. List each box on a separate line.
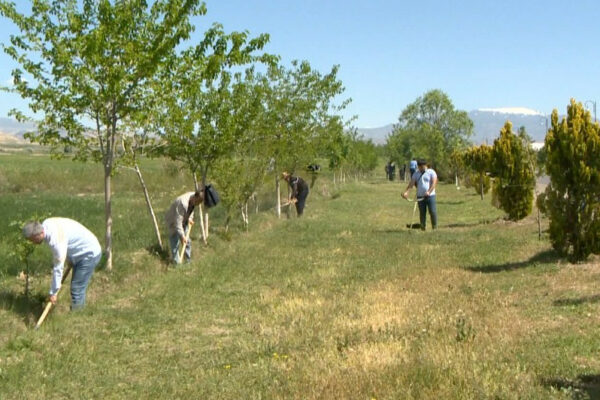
[282, 171, 310, 217]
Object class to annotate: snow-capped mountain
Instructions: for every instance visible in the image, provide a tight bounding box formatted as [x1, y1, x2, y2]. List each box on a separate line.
[356, 107, 551, 145]
[469, 108, 549, 144]
[476, 107, 544, 116]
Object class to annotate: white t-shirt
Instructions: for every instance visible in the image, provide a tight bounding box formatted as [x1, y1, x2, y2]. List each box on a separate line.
[413, 168, 437, 197]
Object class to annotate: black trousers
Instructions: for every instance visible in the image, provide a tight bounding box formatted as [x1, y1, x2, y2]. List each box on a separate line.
[295, 188, 309, 216]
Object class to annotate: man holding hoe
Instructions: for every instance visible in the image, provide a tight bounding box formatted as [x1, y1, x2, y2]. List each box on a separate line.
[165, 190, 204, 264]
[402, 159, 438, 230]
[23, 218, 102, 310]
[281, 171, 310, 217]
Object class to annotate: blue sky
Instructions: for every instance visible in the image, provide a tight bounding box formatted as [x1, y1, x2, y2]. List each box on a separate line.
[1, 0, 599, 128]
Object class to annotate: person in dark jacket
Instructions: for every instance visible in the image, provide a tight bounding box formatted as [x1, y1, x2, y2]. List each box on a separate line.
[282, 171, 310, 217]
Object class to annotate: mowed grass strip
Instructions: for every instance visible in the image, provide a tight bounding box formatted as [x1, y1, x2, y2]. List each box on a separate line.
[0, 155, 599, 399]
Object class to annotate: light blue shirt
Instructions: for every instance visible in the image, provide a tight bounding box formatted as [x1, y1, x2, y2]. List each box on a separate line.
[43, 218, 101, 295]
[409, 160, 417, 170]
[413, 168, 437, 198]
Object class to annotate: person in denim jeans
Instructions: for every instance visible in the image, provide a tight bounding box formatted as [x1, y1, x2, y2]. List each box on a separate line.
[23, 218, 102, 310]
[402, 159, 438, 230]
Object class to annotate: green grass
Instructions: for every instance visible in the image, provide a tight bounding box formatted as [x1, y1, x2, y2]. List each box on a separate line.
[0, 154, 599, 399]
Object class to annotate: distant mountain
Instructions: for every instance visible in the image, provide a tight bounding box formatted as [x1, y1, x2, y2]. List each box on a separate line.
[0, 109, 552, 147]
[0, 117, 36, 138]
[356, 124, 394, 144]
[356, 107, 550, 145]
[468, 108, 549, 144]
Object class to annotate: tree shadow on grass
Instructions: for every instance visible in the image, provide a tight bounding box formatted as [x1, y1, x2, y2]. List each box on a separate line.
[146, 244, 173, 270]
[436, 200, 466, 205]
[463, 249, 562, 273]
[543, 374, 600, 399]
[445, 217, 503, 228]
[553, 294, 600, 307]
[0, 290, 45, 326]
[372, 224, 422, 234]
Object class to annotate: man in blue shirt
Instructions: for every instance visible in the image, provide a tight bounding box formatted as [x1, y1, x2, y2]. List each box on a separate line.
[409, 159, 418, 180]
[23, 218, 102, 310]
[402, 159, 438, 230]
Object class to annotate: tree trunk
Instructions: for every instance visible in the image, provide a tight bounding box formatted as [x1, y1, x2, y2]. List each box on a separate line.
[134, 163, 163, 251]
[104, 166, 113, 271]
[24, 259, 29, 297]
[245, 201, 249, 231]
[193, 172, 199, 191]
[479, 175, 484, 200]
[276, 175, 281, 218]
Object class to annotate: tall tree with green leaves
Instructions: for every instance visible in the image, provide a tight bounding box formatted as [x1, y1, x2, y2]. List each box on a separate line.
[538, 99, 600, 261]
[0, 0, 206, 270]
[491, 121, 535, 220]
[387, 89, 473, 178]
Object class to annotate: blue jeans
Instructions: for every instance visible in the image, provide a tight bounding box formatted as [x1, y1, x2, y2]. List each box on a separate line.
[418, 195, 437, 230]
[169, 233, 191, 264]
[70, 252, 101, 310]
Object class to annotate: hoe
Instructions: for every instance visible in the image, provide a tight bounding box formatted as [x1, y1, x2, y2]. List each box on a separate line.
[34, 263, 72, 330]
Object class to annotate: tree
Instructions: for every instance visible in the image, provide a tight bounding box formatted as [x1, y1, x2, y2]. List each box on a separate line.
[120, 124, 164, 252]
[149, 23, 272, 242]
[538, 99, 600, 262]
[462, 144, 492, 200]
[386, 90, 473, 178]
[0, 0, 206, 270]
[491, 121, 535, 220]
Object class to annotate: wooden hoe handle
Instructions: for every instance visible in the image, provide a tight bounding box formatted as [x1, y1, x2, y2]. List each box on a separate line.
[177, 225, 192, 264]
[34, 263, 73, 330]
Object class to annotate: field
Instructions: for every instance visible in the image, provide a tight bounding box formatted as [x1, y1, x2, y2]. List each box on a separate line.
[0, 153, 599, 399]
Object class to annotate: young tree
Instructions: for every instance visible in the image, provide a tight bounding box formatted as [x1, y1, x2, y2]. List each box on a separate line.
[151, 24, 272, 241]
[120, 126, 164, 251]
[261, 61, 349, 215]
[0, 0, 206, 270]
[491, 121, 535, 220]
[462, 144, 492, 200]
[538, 99, 600, 261]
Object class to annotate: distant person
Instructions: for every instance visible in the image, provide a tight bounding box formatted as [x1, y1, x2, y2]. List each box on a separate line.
[389, 161, 396, 181]
[385, 161, 391, 180]
[409, 159, 418, 179]
[282, 171, 310, 217]
[306, 164, 321, 188]
[402, 159, 438, 230]
[23, 218, 102, 310]
[165, 191, 204, 264]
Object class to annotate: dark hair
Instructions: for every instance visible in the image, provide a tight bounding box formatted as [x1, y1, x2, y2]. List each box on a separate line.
[417, 159, 427, 166]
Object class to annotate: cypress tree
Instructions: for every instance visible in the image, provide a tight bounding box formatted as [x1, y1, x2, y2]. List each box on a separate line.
[491, 121, 535, 220]
[538, 99, 600, 261]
